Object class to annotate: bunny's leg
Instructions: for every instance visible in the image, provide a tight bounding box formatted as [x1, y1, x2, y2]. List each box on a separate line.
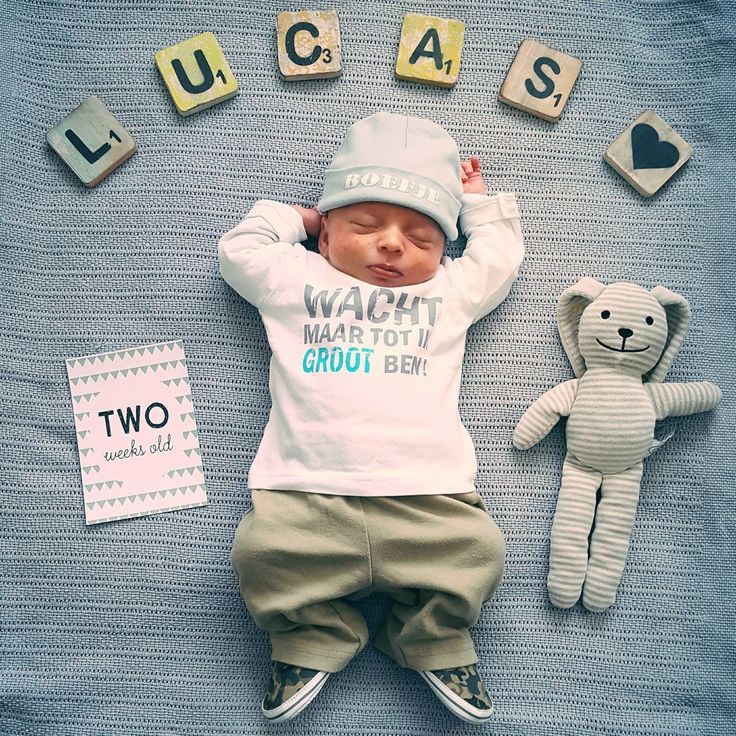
[547, 454, 602, 608]
[582, 462, 643, 612]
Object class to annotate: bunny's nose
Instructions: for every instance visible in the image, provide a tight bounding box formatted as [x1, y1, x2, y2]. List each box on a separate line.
[618, 327, 633, 339]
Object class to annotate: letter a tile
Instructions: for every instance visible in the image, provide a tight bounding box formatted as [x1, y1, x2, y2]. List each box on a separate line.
[604, 109, 692, 196]
[499, 38, 582, 122]
[46, 95, 137, 188]
[155, 32, 238, 116]
[277, 10, 343, 81]
[395, 13, 464, 88]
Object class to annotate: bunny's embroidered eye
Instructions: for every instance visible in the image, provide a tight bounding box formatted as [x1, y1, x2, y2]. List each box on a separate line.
[601, 310, 610, 319]
[645, 316, 654, 325]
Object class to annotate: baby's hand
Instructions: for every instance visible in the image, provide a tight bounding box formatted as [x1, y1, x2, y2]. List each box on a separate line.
[292, 204, 323, 239]
[460, 156, 487, 195]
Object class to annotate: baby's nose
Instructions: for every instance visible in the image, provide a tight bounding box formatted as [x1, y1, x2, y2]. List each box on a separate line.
[378, 229, 404, 252]
[618, 327, 634, 339]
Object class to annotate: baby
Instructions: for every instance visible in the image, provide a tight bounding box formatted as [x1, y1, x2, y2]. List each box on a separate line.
[219, 111, 524, 724]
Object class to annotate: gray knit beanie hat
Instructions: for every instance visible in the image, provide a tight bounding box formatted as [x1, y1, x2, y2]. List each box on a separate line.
[317, 111, 463, 241]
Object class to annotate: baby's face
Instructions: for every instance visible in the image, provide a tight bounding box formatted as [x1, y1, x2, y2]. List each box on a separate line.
[317, 201, 446, 287]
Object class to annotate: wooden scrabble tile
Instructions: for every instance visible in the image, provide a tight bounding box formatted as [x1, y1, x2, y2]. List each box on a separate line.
[276, 10, 342, 81]
[395, 13, 464, 88]
[498, 38, 582, 122]
[46, 95, 137, 188]
[604, 110, 692, 197]
[154, 32, 238, 116]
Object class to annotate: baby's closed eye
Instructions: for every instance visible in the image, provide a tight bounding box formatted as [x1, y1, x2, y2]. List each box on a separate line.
[350, 220, 377, 230]
[408, 231, 435, 244]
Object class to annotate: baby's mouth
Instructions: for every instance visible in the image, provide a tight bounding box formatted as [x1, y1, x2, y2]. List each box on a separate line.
[368, 264, 403, 278]
[596, 338, 650, 353]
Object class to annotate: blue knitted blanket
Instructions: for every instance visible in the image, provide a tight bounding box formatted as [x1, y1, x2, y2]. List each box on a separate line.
[1, 1, 734, 734]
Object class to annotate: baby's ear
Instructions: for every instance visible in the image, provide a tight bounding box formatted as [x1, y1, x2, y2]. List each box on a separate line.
[645, 286, 691, 383]
[317, 216, 329, 257]
[556, 277, 606, 376]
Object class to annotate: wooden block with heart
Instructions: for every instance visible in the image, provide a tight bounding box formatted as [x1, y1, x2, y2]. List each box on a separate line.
[604, 110, 692, 197]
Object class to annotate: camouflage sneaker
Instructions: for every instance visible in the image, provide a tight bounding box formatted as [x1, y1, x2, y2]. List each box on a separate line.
[261, 660, 331, 722]
[419, 664, 494, 723]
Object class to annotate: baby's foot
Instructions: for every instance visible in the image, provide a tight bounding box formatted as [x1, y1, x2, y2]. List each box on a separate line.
[261, 660, 331, 722]
[419, 664, 494, 723]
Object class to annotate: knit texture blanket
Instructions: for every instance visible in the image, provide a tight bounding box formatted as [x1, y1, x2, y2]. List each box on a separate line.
[1, 1, 734, 734]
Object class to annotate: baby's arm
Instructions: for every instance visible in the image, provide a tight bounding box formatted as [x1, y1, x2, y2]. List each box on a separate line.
[218, 200, 308, 310]
[443, 156, 525, 324]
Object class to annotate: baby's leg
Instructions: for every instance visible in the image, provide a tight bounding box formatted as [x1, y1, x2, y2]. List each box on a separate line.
[367, 491, 505, 671]
[231, 489, 371, 673]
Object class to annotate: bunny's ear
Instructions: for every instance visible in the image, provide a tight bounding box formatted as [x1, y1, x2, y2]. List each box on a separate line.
[645, 285, 691, 383]
[556, 277, 606, 377]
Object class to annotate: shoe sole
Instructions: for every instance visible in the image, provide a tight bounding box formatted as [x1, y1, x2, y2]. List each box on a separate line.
[261, 670, 331, 723]
[419, 670, 494, 724]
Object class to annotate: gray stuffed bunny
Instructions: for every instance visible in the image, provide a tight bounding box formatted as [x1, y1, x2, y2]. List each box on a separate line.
[513, 278, 721, 612]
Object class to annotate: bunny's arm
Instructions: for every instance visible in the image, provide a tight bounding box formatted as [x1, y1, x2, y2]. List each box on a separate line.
[645, 381, 722, 420]
[513, 379, 579, 450]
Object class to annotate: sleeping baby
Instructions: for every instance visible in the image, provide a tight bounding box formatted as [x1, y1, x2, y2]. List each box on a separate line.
[219, 111, 524, 724]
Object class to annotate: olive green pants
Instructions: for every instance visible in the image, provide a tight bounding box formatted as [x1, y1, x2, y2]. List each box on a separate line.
[230, 489, 505, 673]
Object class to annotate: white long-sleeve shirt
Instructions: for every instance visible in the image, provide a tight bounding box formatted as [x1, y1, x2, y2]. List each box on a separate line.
[218, 193, 524, 496]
